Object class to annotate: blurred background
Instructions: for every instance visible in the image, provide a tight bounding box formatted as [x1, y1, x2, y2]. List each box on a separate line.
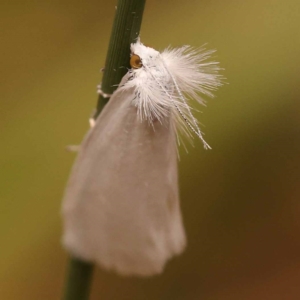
[1, 0, 300, 299]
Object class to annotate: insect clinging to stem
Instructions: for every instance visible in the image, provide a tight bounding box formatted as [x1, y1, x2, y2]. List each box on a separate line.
[61, 38, 223, 276]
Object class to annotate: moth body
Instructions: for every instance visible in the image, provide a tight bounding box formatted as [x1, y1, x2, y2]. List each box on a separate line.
[62, 39, 222, 276]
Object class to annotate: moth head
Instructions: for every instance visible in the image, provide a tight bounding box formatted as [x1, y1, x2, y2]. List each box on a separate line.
[130, 40, 160, 68]
[130, 54, 143, 69]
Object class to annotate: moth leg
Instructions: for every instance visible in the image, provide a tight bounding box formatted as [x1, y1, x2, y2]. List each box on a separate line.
[97, 84, 112, 99]
[91, 84, 113, 127]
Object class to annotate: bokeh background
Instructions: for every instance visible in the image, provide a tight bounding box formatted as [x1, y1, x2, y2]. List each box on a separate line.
[1, 0, 300, 299]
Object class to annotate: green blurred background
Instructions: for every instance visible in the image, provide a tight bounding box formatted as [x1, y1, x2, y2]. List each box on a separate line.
[1, 0, 300, 299]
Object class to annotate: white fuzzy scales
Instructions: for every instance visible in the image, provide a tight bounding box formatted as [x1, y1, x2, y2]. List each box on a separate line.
[122, 39, 223, 148]
[62, 39, 223, 277]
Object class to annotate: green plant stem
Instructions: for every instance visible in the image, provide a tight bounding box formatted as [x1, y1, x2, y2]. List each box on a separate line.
[95, 0, 146, 118]
[62, 258, 94, 300]
[62, 1, 146, 299]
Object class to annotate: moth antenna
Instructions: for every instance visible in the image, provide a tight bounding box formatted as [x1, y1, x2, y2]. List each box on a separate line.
[168, 74, 211, 149]
[144, 64, 211, 150]
[173, 101, 211, 150]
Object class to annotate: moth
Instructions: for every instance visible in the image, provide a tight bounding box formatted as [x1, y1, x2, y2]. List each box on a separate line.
[62, 39, 222, 276]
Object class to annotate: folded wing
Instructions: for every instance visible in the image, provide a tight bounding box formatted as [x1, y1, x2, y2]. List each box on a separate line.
[62, 75, 186, 276]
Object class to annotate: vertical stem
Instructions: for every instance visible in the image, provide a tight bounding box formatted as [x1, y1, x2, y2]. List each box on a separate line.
[62, 258, 94, 300]
[62, 1, 146, 299]
[95, 0, 146, 117]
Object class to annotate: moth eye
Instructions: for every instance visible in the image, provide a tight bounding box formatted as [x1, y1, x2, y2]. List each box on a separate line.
[130, 54, 143, 69]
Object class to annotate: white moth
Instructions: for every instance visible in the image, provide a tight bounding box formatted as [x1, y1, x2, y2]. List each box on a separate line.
[62, 39, 222, 276]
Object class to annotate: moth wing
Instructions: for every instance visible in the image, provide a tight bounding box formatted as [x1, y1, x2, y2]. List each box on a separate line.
[62, 76, 186, 276]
